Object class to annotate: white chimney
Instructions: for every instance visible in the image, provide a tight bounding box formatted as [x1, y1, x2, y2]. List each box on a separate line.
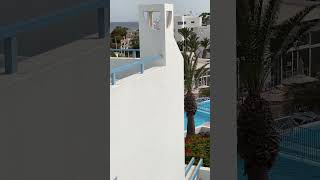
[138, 4, 174, 66]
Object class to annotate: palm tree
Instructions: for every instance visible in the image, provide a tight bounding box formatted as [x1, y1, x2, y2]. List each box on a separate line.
[237, 0, 319, 179]
[180, 30, 209, 136]
[199, 12, 210, 26]
[177, 41, 184, 51]
[200, 38, 210, 58]
[178, 27, 193, 51]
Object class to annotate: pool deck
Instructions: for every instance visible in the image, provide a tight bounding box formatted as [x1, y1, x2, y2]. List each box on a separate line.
[184, 122, 211, 137]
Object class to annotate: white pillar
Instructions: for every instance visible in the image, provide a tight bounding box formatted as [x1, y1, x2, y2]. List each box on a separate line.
[212, 0, 237, 179]
[291, 51, 294, 76]
[297, 50, 299, 74]
[280, 56, 283, 82]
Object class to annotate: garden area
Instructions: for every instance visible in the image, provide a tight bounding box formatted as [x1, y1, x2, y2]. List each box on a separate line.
[185, 134, 210, 167]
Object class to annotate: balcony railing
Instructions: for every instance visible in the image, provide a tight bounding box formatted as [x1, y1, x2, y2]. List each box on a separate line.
[185, 157, 203, 180]
[0, 0, 108, 74]
[277, 118, 320, 163]
[110, 49, 140, 58]
[110, 54, 161, 85]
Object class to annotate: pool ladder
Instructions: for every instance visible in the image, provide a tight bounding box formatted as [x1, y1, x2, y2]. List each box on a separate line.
[185, 157, 203, 180]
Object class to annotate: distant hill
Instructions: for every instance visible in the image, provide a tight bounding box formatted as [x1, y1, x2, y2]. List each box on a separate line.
[110, 22, 139, 32]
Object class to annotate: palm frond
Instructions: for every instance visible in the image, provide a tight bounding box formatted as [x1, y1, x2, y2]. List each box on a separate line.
[237, 0, 319, 96]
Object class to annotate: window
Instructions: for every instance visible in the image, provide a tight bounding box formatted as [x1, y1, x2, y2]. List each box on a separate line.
[311, 30, 320, 45]
[299, 49, 310, 75]
[283, 52, 293, 79]
[184, 21, 187, 24]
[177, 21, 183, 25]
[191, 21, 195, 23]
[293, 51, 298, 75]
[143, 11, 161, 30]
[311, 47, 320, 77]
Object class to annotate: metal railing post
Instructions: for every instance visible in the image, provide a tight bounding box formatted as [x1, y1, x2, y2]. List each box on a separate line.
[111, 73, 116, 85]
[140, 63, 144, 74]
[133, 50, 137, 58]
[4, 36, 17, 74]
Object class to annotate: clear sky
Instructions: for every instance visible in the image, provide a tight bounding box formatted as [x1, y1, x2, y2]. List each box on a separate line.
[110, 0, 210, 22]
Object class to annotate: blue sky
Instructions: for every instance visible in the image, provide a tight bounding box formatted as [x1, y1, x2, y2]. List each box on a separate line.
[110, 0, 210, 22]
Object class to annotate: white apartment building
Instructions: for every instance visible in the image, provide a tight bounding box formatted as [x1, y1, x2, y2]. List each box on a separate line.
[174, 15, 210, 42]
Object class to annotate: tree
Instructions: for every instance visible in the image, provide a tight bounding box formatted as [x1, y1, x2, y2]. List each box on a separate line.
[199, 12, 210, 26]
[131, 30, 140, 49]
[180, 30, 209, 136]
[177, 41, 184, 51]
[111, 26, 128, 47]
[200, 38, 210, 58]
[237, 0, 319, 179]
[178, 27, 193, 51]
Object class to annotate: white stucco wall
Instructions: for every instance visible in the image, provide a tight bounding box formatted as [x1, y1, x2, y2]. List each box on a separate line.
[174, 16, 202, 29]
[110, 4, 185, 180]
[199, 167, 210, 180]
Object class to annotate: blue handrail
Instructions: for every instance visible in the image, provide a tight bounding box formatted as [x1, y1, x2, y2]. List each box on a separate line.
[185, 157, 195, 177]
[110, 55, 161, 85]
[190, 158, 203, 180]
[0, 0, 108, 74]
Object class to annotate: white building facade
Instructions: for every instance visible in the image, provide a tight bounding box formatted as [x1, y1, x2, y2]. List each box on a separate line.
[110, 4, 186, 180]
[174, 15, 210, 42]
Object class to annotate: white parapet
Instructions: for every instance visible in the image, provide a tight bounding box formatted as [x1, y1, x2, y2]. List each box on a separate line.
[110, 4, 184, 180]
[139, 4, 174, 66]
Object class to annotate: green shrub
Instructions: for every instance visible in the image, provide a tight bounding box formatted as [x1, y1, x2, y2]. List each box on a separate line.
[185, 134, 210, 167]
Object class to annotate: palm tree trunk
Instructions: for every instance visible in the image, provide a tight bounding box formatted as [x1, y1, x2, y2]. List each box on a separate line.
[185, 91, 197, 137]
[246, 162, 269, 180]
[202, 49, 207, 58]
[186, 112, 195, 136]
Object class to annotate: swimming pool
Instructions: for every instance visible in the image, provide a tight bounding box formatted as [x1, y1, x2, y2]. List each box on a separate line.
[238, 155, 320, 180]
[184, 100, 210, 130]
[238, 121, 320, 180]
[280, 121, 320, 163]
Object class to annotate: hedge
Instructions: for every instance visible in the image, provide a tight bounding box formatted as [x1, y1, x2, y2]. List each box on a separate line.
[185, 134, 210, 167]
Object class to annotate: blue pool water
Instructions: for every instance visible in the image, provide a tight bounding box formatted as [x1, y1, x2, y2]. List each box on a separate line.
[238, 122, 320, 179]
[184, 100, 210, 130]
[238, 155, 320, 180]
